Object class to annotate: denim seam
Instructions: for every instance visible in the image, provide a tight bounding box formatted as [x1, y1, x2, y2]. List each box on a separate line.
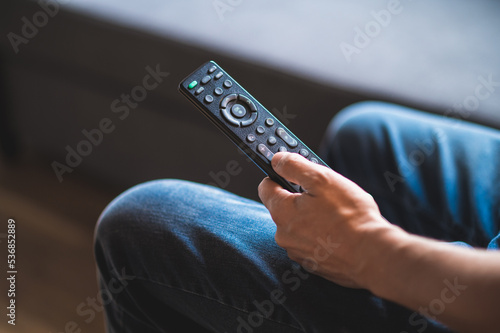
[108, 296, 161, 333]
[132, 276, 305, 332]
[103, 268, 163, 333]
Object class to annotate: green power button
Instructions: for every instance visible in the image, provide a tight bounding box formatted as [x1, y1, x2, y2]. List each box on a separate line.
[188, 80, 198, 89]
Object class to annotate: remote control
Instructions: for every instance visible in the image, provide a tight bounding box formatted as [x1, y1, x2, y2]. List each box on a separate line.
[178, 60, 330, 193]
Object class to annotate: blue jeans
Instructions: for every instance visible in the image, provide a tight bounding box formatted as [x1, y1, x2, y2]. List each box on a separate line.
[94, 102, 500, 333]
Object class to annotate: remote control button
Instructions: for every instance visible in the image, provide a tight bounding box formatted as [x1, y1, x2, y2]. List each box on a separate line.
[204, 95, 214, 103]
[231, 104, 247, 118]
[278, 146, 287, 152]
[239, 95, 258, 112]
[240, 112, 258, 127]
[265, 118, 274, 127]
[201, 75, 211, 85]
[310, 158, 319, 164]
[299, 149, 309, 157]
[221, 108, 240, 126]
[220, 94, 238, 108]
[276, 128, 298, 148]
[220, 93, 258, 127]
[246, 134, 256, 143]
[215, 72, 223, 80]
[188, 80, 198, 89]
[257, 144, 274, 162]
[238, 95, 251, 104]
[195, 87, 204, 95]
[214, 87, 223, 96]
[268, 136, 277, 145]
[256, 126, 265, 134]
[208, 65, 217, 73]
[223, 80, 233, 88]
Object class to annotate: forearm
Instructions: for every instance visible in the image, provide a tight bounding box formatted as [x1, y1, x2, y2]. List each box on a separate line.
[362, 224, 500, 333]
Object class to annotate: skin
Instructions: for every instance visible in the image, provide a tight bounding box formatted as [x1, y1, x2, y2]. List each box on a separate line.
[258, 152, 500, 333]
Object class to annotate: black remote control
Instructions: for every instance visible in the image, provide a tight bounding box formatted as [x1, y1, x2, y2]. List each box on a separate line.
[179, 60, 330, 193]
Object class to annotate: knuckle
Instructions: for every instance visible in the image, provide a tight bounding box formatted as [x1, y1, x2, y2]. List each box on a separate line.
[282, 152, 302, 168]
[308, 168, 331, 187]
[361, 191, 377, 206]
[257, 179, 266, 194]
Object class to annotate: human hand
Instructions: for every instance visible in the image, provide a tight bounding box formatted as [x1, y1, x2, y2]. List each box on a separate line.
[258, 152, 401, 289]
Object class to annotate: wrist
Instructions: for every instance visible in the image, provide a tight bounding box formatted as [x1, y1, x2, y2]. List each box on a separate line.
[355, 218, 411, 294]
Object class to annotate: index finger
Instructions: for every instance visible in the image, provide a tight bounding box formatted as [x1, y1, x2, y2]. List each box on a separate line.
[258, 176, 292, 211]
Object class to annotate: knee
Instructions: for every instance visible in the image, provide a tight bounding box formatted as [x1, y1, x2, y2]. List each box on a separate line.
[97, 179, 183, 233]
[94, 179, 203, 260]
[330, 101, 401, 146]
[321, 102, 398, 164]
[319, 101, 424, 191]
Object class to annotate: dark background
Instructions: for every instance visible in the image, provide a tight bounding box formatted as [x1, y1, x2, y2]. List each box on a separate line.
[0, 0, 498, 331]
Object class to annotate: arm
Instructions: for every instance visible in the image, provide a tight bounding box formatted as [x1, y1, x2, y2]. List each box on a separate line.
[258, 152, 500, 333]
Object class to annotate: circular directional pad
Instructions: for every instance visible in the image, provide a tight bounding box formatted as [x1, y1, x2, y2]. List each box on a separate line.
[220, 94, 258, 127]
[231, 104, 247, 118]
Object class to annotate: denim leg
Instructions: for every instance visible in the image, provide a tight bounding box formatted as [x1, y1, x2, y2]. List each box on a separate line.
[95, 179, 294, 332]
[96, 180, 314, 332]
[320, 101, 500, 248]
[95, 179, 453, 333]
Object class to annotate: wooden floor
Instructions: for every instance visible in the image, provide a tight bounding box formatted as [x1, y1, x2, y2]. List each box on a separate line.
[0, 153, 122, 333]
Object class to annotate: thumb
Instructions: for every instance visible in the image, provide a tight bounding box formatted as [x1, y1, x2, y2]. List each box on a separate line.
[271, 152, 332, 194]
